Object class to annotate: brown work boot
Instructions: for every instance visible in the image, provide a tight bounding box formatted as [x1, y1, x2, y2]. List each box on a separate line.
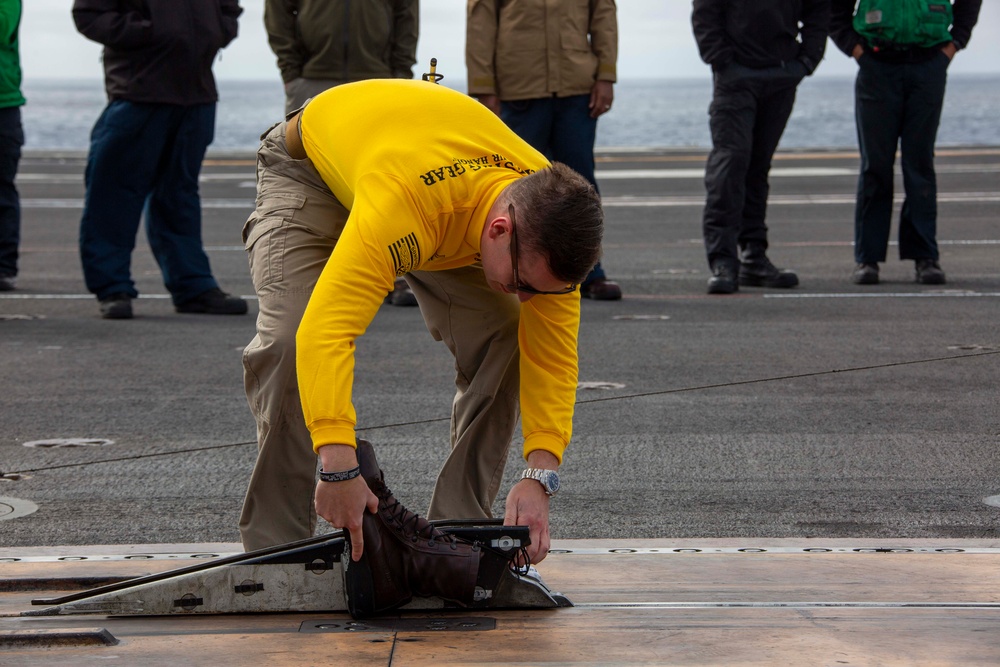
[344, 440, 482, 617]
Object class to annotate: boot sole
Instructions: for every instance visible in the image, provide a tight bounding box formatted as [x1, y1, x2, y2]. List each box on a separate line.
[343, 548, 379, 618]
[707, 282, 737, 294]
[739, 275, 799, 288]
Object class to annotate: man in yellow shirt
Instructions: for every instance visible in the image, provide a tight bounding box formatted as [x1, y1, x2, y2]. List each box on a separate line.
[239, 79, 603, 566]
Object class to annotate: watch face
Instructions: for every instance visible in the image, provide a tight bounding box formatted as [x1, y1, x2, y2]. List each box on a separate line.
[542, 471, 559, 494]
[523, 468, 559, 495]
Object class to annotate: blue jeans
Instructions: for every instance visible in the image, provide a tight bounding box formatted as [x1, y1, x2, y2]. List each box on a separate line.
[702, 62, 804, 270]
[0, 106, 23, 278]
[79, 100, 220, 303]
[501, 94, 607, 285]
[854, 53, 948, 263]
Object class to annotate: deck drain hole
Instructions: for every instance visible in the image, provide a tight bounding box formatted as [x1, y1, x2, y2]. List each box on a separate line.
[948, 344, 998, 352]
[0, 313, 45, 321]
[22, 438, 115, 449]
[0, 496, 39, 521]
[578, 381, 626, 390]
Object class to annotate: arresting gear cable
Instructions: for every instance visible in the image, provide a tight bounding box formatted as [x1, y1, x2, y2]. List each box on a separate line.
[3, 348, 998, 478]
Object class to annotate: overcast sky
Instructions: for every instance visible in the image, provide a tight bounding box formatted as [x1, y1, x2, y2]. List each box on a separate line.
[21, 0, 1000, 85]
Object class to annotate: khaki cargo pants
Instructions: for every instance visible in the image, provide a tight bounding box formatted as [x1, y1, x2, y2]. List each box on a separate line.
[239, 120, 521, 551]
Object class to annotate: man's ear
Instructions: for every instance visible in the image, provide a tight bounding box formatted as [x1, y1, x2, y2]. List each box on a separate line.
[485, 215, 511, 240]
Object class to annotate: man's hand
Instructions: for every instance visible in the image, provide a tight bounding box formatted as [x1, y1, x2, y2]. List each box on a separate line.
[589, 80, 614, 119]
[476, 93, 502, 116]
[851, 44, 865, 61]
[315, 444, 378, 562]
[504, 479, 551, 565]
[504, 449, 559, 565]
[941, 42, 958, 60]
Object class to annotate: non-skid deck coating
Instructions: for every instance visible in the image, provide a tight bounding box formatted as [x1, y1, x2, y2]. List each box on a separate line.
[2, 539, 1000, 665]
[2, 148, 1000, 664]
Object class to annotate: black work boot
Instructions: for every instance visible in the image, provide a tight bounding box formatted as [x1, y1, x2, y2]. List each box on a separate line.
[738, 243, 799, 288]
[707, 262, 739, 294]
[99, 293, 133, 320]
[914, 259, 946, 285]
[344, 440, 482, 618]
[175, 288, 248, 315]
[852, 263, 879, 285]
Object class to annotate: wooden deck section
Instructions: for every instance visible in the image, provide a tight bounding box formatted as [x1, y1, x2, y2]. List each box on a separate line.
[2, 539, 999, 665]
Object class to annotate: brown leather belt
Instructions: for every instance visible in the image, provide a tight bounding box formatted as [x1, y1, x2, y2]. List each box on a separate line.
[285, 110, 307, 160]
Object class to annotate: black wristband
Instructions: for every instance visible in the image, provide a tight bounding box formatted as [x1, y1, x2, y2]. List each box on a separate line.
[319, 466, 361, 483]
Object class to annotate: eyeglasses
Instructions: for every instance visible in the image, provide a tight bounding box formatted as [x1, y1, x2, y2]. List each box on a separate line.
[507, 204, 578, 296]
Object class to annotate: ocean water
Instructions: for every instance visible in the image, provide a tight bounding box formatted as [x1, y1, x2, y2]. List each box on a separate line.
[21, 74, 1000, 152]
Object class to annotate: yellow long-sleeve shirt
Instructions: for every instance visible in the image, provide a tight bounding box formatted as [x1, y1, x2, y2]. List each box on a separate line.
[296, 79, 581, 463]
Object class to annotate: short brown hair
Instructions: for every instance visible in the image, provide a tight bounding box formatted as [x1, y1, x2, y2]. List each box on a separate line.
[502, 162, 604, 284]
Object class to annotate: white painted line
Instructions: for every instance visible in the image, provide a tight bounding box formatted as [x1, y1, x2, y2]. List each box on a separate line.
[602, 192, 1000, 207]
[596, 167, 858, 179]
[4, 291, 998, 302]
[938, 239, 1000, 245]
[575, 601, 1000, 609]
[19, 193, 1000, 210]
[21, 198, 253, 209]
[984, 495, 1000, 509]
[14, 162, 1000, 185]
[0, 294, 259, 301]
[15, 173, 254, 183]
[763, 291, 1000, 299]
[595, 164, 1000, 180]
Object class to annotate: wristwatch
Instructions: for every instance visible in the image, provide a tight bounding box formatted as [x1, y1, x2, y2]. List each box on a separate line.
[520, 468, 560, 497]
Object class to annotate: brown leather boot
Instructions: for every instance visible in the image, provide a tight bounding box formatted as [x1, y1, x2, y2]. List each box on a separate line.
[344, 440, 483, 617]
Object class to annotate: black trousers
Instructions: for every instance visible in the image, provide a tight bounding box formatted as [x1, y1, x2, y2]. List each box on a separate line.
[853, 53, 948, 263]
[0, 106, 23, 278]
[701, 63, 803, 270]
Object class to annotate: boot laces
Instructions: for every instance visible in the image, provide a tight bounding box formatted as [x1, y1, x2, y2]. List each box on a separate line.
[376, 481, 458, 546]
[748, 255, 778, 273]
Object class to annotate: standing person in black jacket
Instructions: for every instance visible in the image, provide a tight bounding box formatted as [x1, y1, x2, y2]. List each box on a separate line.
[692, 0, 830, 295]
[72, 0, 248, 319]
[830, 0, 981, 286]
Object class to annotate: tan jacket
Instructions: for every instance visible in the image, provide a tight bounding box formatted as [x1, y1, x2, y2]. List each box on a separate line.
[466, 0, 617, 100]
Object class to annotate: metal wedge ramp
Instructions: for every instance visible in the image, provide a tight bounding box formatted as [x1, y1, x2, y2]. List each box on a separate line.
[24, 521, 570, 617]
